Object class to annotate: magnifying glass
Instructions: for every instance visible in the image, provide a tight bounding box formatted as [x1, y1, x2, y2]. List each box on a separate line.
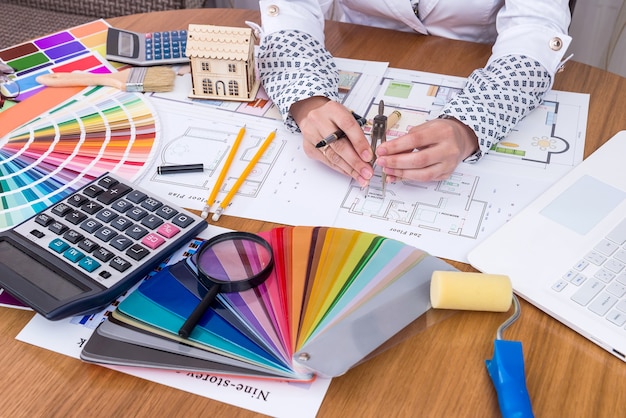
[178, 232, 274, 339]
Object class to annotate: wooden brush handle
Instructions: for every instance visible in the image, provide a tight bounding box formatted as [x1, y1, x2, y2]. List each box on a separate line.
[36, 69, 130, 90]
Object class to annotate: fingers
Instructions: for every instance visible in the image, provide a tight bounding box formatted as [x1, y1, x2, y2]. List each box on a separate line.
[295, 100, 374, 186]
[375, 117, 479, 182]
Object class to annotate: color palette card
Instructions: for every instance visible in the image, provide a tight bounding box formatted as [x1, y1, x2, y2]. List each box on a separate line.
[82, 226, 456, 380]
[0, 20, 110, 105]
[0, 19, 126, 139]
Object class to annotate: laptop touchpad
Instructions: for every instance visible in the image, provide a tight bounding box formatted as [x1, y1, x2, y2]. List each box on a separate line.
[540, 175, 625, 235]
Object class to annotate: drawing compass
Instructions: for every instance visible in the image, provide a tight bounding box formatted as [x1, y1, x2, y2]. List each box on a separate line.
[368, 101, 401, 198]
[370, 100, 388, 196]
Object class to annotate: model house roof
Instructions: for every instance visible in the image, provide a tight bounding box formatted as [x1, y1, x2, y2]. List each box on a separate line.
[186, 24, 254, 61]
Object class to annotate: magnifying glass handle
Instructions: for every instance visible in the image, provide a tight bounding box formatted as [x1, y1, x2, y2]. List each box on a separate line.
[178, 284, 219, 339]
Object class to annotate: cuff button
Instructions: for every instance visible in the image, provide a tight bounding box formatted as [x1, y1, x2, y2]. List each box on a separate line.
[549, 37, 563, 51]
[267, 5, 280, 16]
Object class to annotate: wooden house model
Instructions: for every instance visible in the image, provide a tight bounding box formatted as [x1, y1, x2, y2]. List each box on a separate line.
[185, 24, 260, 102]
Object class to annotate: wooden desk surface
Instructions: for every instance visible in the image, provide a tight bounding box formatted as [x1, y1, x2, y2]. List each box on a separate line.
[2, 8, 625, 418]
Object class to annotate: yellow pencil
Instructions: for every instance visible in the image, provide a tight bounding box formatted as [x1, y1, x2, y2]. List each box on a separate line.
[212, 129, 277, 222]
[201, 125, 246, 219]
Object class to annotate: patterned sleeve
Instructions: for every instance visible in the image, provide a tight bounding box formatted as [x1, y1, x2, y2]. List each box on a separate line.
[257, 29, 339, 132]
[440, 55, 552, 162]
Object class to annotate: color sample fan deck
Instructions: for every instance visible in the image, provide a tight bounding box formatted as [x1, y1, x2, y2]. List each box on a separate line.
[0, 86, 159, 230]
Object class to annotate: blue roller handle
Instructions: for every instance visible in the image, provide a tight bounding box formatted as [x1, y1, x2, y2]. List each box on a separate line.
[485, 339, 534, 418]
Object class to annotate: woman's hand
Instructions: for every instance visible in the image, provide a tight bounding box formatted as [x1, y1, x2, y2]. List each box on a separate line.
[375, 116, 480, 182]
[290, 97, 374, 187]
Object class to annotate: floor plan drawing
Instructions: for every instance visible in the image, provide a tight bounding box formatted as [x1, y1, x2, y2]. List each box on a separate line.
[137, 61, 589, 263]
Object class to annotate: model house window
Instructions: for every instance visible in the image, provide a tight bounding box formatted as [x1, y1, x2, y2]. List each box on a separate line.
[202, 78, 213, 94]
[201, 62, 210, 72]
[228, 63, 237, 73]
[228, 80, 239, 96]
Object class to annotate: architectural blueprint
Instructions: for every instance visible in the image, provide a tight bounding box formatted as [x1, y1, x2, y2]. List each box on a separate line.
[137, 60, 589, 263]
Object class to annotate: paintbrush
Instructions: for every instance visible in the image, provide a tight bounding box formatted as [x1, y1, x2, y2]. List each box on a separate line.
[35, 66, 176, 93]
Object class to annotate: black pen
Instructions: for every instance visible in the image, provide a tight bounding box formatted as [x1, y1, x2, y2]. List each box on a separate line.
[315, 111, 367, 148]
[157, 163, 204, 175]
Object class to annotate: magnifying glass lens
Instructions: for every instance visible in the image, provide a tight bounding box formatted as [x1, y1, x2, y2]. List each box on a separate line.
[196, 236, 272, 283]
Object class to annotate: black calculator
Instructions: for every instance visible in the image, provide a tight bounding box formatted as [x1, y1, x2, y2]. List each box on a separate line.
[0, 173, 207, 320]
[105, 27, 189, 66]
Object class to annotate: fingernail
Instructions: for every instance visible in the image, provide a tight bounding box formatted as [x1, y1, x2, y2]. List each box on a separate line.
[376, 146, 387, 156]
[362, 150, 373, 161]
[360, 168, 373, 180]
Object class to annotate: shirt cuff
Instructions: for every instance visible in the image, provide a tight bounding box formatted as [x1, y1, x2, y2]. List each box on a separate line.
[441, 55, 551, 161]
[257, 30, 339, 132]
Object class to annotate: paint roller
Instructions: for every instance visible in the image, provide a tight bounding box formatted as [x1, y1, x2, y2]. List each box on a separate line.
[430, 271, 534, 418]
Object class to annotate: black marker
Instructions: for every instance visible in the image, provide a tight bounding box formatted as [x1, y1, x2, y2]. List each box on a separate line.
[315, 111, 367, 148]
[157, 163, 204, 175]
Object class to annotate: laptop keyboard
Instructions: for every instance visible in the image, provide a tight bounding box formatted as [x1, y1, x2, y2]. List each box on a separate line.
[552, 218, 626, 329]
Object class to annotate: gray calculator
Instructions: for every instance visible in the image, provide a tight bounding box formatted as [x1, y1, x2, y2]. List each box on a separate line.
[0, 173, 207, 320]
[105, 27, 189, 66]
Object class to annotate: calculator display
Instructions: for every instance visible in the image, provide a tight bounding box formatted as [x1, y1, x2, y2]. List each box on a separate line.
[117, 31, 136, 58]
[0, 240, 85, 300]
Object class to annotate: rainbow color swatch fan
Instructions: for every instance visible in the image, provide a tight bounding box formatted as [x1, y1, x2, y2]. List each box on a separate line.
[81, 226, 455, 380]
[0, 86, 159, 230]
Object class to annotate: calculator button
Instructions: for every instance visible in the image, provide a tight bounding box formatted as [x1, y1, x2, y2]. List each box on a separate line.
[111, 217, 132, 231]
[98, 176, 118, 188]
[99, 270, 112, 279]
[93, 247, 114, 262]
[126, 244, 150, 261]
[141, 232, 165, 249]
[78, 257, 101, 273]
[126, 225, 149, 239]
[172, 213, 195, 228]
[157, 222, 180, 238]
[83, 185, 104, 197]
[67, 194, 88, 207]
[35, 213, 53, 226]
[97, 183, 132, 205]
[63, 229, 84, 244]
[78, 238, 99, 253]
[112, 199, 132, 213]
[63, 247, 85, 263]
[82, 201, 103, 215]
[96, 208, 118, 223]
[80, 219, 103, 234]
[156, 205, 178, 219]
[111, 236, 133, 251]
[127, 206, 148, 221]
[141, 215, 164, 229]
[141, 197, 163, 211]
[49, 238, 70, 253]
[65, 210, 87, 225]
[109, 256, 132, 272]
[95, 227, 118, 242]
[51, 202, 72, 217]
[126, 190, 147, 203]
[49, 221, 68, 235]
[30, 229, 45, 238]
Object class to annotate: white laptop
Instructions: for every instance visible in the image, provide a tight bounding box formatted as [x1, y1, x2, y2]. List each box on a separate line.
[468, 131, 626, 362]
